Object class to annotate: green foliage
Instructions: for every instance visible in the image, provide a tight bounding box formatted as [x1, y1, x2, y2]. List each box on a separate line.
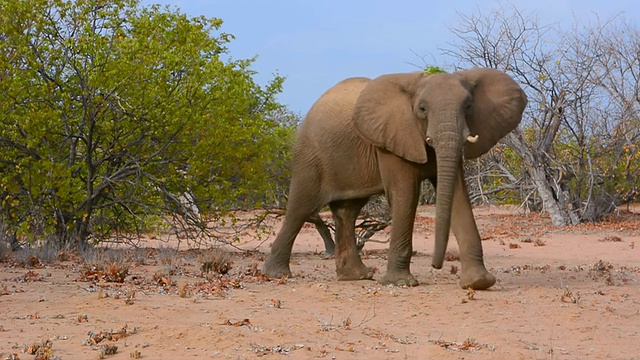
[467, 122, 639, 219]
[423, 66, 447, 75]
[0, 0, 294, 246]
[554, 130, 640, 219]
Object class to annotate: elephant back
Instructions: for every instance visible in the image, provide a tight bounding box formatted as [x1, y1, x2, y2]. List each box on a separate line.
[296, 77, 371, 148]
[292, 77, 380, 189]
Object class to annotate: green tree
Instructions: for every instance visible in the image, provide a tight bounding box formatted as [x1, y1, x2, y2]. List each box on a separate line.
[0, 0, 291, 247]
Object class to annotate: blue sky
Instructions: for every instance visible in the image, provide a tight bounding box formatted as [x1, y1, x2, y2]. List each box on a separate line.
[142, 0, 638, 115]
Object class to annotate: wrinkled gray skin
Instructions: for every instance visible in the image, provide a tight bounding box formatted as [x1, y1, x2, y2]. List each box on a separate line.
[263, 68, 527, 290]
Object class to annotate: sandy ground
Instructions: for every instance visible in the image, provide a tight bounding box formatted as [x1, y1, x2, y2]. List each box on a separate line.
[1, 205, 639, 360]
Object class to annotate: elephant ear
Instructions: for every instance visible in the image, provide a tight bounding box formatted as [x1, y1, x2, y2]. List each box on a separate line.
[353, 72, 428, 163]
[460, 68, 528, 159]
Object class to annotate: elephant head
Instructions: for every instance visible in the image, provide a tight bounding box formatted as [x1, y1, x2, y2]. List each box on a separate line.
[353, 68, 527, 269]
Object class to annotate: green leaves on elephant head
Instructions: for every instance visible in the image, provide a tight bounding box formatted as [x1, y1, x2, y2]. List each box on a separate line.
[0, 0, 295, 244]
[423, 66, 447, 75]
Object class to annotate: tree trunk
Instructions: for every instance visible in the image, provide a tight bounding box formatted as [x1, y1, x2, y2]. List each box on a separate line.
[528, 165, 579, 225]
[505, 130, 579, 226]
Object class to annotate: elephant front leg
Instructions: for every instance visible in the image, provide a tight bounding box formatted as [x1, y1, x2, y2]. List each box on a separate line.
[450, 164, 496, 290]
[379, 174, 421, 287]
[330, 199, 374, 281]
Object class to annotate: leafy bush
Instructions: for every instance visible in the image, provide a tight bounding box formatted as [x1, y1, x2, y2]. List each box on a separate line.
[0, 0, 295, 246]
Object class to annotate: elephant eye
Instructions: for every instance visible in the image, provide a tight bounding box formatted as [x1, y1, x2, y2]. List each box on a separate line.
[417, 102, 426, 113]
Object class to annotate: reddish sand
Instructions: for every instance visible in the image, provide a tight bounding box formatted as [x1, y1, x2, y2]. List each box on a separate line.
[1, 205, 639, 359]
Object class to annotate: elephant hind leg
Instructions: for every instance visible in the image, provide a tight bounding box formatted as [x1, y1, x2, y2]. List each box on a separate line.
[263, 178, 325, 279]
[330, 198, 374, 281]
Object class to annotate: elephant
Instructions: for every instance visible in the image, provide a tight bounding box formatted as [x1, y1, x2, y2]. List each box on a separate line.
[263, 68, 527, 290]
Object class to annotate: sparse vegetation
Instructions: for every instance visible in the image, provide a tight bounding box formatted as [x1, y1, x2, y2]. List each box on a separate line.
[561, 284, 580, 304]
[23, 339, 58, 360]
[14, 245, 59, 267]
[428, 336, 494, 353]
[199, 248, 232, 274]
[99, 344, 118, 359]
[0, 209, 638, 358]
[156, 246, 178, 265]
[79, 250, 131, 283]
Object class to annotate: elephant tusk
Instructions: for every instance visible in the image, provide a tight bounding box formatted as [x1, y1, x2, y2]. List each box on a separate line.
[466, 134, 479, 143]
[424, 136, 432, 144]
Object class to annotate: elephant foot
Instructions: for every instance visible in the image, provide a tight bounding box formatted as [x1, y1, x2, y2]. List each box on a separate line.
[459, 267, 496, 290]
[263, 257, 292, 279]
[379, 270, 419, 287]
[336, 262, 374, 281]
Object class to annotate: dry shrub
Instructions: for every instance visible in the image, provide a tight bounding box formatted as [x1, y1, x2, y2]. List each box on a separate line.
[199, 248, 232, 274]
[80, 250, 130, 283]
[178, 283, 190, 298]
[24, 339, 55, 359]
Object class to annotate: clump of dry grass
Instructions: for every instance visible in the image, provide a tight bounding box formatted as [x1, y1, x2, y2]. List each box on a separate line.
[156, 246, 177, 265]
[24, 339, 57, 359]
[79, 249, 130, 283]
[199, 248, 232, 274]
[177, 282, 190, 298]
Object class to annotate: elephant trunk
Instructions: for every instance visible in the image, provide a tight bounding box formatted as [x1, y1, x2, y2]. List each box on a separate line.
[431, 123, 463, 269]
